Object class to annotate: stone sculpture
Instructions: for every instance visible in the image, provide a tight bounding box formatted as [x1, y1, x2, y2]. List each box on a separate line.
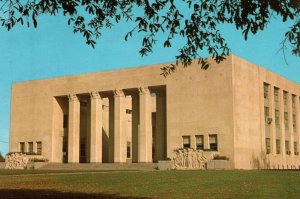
[172, 148, 208, 169]
[5, 153, 29, 170]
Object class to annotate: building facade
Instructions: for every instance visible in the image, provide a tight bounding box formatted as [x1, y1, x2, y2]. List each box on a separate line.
[9, 55, 300, 169]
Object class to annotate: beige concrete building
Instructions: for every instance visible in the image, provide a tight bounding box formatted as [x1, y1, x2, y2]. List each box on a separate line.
[9, 55, 300, 169]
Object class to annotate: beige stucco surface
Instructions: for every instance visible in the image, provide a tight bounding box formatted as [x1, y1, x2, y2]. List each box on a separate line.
[10, 55, 300, 169]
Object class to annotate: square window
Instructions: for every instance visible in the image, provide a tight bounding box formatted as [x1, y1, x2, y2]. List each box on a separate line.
[284, 112, 289, 129]
[283, 91, 288, 105]
[263, 83, 269, 99]
[127, 142, 131, 158]
[19, 142, 25, 153]
[266, 138, 270, 154]
[209, 134, 218, 151]
[293, 114, 297, 128]
[285, 141, 290, 155]
[28, 142, 33, 153]
[294, 141, 298, 155]
[292, 95, 296, 108]
[182, 136, 191, 148]
[275, 110, 280, 126]
[276, 139, 280, 154]
[274, 88, 279, 102]
[195, 135, 204, 150]
[36, 141, 42, 155]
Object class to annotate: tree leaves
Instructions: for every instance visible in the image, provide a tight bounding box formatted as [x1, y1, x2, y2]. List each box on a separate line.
[0, 0, 298, 75]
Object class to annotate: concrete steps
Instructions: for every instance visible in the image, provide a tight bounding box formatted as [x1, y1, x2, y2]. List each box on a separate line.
[38, 163, 159, 171]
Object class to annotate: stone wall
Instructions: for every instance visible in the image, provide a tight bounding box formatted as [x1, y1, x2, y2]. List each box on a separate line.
[0, 162, 5, 169]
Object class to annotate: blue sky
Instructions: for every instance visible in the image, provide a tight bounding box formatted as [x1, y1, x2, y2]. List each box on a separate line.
[0, 12, 299, 155]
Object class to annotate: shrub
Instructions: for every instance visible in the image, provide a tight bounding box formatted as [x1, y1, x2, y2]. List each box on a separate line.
[213, 155, 229, 160]
[29, 157, 48, 162]
[0, 153, 5, 162]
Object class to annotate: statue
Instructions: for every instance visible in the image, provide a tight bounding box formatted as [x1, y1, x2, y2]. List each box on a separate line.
[172, 148, 208, 170]
[5, 153, 29, 170]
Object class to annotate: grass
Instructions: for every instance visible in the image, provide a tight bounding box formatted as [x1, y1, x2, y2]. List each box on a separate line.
[0, 170, 300, 198]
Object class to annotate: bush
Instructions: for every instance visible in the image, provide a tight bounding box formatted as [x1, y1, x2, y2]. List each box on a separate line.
[0, 153, 5, 162]
[29, 157, 48, 162]
[213, 155, 229, 160]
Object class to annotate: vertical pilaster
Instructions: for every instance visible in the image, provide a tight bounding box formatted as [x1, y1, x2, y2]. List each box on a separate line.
[131, 94, 139, 163]
[155, 89, 166, 161]
[68, 94, 80, 163]
[279, 89, 286, 157]
[297, 96, 300, 155]
[204, 135, 210, 150]
[270, 86, 276, 155]
[86, 100, 91, 162]
[113, 89, 127, 163]
[261, 83, 266, 154]
[90, 91, 103, 163]
[288, 93, 294, 156]
[138, 87, 152, 162]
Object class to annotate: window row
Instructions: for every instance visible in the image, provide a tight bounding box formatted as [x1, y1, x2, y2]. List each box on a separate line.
[264, 83, 298, 108]
[19, 141, 42, 155]
[182, 134, 218, 151]
[265, 138, 299, 155]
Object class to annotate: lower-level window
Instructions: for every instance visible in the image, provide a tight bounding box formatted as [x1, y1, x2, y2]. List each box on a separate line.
[209, 134, 218, 151]
[295, 142, 298, 155]
[285, 141, 290, 155]
[36, 141, 42, 155]
[19, 142, 25, 153]
[127, 142, 131, 158]
[276, 139, 280, 154]
[28, 142, 33, 153]
[265, 138, 270, 154]
[195, 135, 204, 150]
[182, 136, 191, 148]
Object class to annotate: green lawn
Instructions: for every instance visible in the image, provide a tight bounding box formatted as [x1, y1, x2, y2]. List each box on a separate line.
[0, 170, 299, 198]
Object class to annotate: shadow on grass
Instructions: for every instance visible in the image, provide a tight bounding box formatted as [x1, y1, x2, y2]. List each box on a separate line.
[0, 189, 151, 199]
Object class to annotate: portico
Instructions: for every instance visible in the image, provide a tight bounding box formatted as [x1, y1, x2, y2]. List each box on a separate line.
[61, 86, 166, 163]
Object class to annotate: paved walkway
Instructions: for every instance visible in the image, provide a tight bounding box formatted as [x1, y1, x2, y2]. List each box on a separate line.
[0, 169, 157, 177]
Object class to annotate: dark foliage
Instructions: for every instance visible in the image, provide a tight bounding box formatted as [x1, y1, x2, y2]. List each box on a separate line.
[0, 152, 4, 162]
[0, 0, 299, 76]
[0, 189, 150, 199]
[213, 155, 229, 160]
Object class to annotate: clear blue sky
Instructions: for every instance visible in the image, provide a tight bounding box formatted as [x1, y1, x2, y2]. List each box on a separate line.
[0, 13, 299, 155]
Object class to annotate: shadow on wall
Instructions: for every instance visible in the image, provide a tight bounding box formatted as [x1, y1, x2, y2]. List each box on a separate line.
[0, 189, 151, 199]
[251, 151, 270, 169]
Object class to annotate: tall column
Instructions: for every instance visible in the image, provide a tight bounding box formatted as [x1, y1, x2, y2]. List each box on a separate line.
[131, 94, 139, 163]
[138, 87, 152, 162]
[68, 94, 80, 163]
[279, 89, 286, 158]
[288, 93, 294, 156]
[113, 89, 127, 163]
[86, 100, 91, 162]
[270, 86, 276, 155]
[90, 91, 103, 163]
[155, 89, 166, 161]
